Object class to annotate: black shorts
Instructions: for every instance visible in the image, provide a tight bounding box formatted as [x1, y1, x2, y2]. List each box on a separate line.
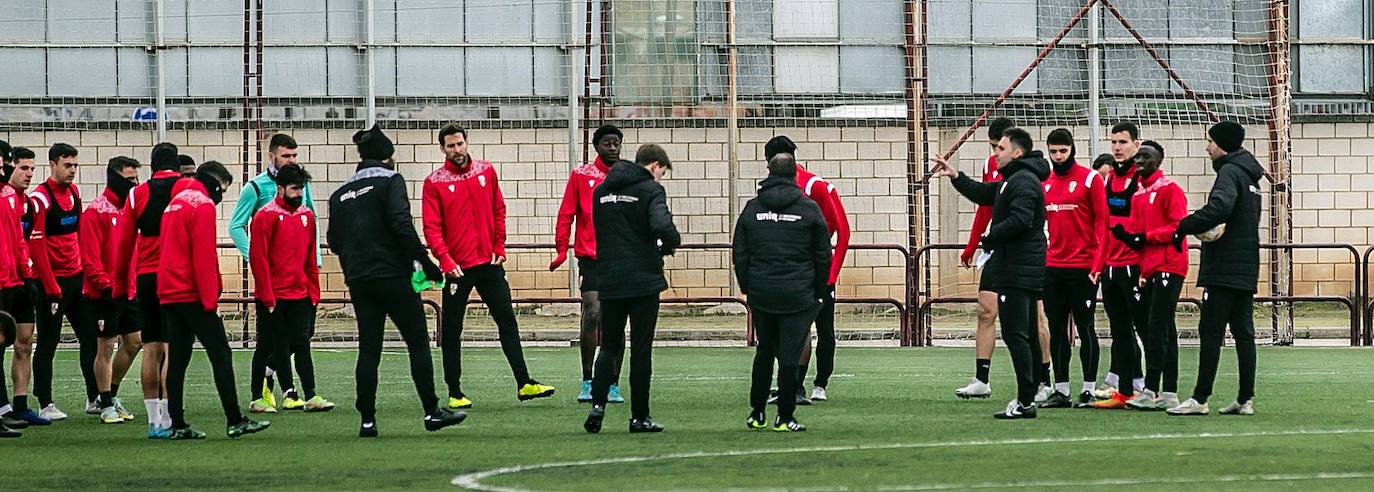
[89, 297, 140, 338]
[577, 257, 600, 293]
[136, 273, 164, 342]
[1, 282, 37, 325]
[977, 267, 994, 293]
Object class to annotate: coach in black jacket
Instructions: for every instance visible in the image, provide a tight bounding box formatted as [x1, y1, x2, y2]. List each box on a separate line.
[932, 127, 1049, 419]
[327, 124, 463, 437]
[1168, 121, 1263, 416]
[584, 144, 680, 434]
[733, 153, 830, 432]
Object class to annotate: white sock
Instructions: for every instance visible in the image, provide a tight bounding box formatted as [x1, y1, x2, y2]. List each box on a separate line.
[0, 404, 11, 416]
[265, 367, 275, 378]
[1104, 372, 1119, 388]
[144, 399, 159, 426]
[1082, 381, 1096, 394]
[1162, 392, 1178, 400]
[1132, 378, 1145, 392]
[158, 400, 172, 429]
[1054, 382, 1070, 395]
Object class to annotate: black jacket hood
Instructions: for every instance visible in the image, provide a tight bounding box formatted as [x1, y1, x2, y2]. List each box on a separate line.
[1001, 150, 1051, 181]
[602, 160, 650, 192]
[757, 175, 803, 210]
[1213, 148, 1263, 182]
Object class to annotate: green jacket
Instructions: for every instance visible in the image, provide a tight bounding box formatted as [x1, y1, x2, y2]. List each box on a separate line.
[229, 168, 322, 265]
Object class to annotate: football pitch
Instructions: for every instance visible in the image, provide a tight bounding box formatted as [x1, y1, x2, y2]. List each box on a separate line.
[11, 346, 1374, 490]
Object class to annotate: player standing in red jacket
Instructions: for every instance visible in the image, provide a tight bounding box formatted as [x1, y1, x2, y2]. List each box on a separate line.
[0, 146, 43, 426]
[424, 124, 555, 409]
[761, 136, 850, 404]
[552, 125, 625, 404]
[160, 161, 269, 440]
[1109, 141, 1186, 412]
[249, 164, 332, 413]
[955, 118, 1052, 400]
[83, 156, 142, 424]
[1038, 129, 1108, 409]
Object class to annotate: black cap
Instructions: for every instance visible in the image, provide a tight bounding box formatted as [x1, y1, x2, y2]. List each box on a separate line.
[150, 142, 180, 172]
[1208, 121, 1245, 153]
[764, 135, 797, 161]
[353, 124, 395, 161]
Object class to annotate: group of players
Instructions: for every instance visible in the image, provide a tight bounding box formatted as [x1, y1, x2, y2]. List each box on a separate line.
[931, 118, 1263, 419]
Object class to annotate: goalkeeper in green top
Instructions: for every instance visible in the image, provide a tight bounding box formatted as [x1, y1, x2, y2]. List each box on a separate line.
[228, 133, 321, 413]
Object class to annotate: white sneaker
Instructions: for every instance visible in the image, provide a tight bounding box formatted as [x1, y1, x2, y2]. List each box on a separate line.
[1218, 400, 1253, 415]
[85, 400, 100, 415]
[112, 397, 135, 421]
[954, 378, 992, 399]
[39, 404, 68, 421]
[1158, 393, 1181, 411]
[1167, 398, 1210, 415]
[1034, 385, 1053, 404]
[100, 406, 125, 424]
[810, 386, 828, 402]
[1093, 385, 1118, 400]
[1125, 390, 1158, 410]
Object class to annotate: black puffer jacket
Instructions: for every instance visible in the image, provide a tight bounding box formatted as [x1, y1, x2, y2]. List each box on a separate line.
[732, 176, 832, 314]
[1177, 148, 1264, 292]
[952, 151, 1051, 294]
[592, 161, 681, 300]
[327, 160, 437, 286]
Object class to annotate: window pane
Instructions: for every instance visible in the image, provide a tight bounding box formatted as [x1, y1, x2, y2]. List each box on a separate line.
[840, 0, 902, 43]
[1103, 46, 1169, 93]
[1039, 47, 1087, 94]
[468, 0, 531, 43]
[927, 46, 971, 94]
[265, 0, 327, 43]
[49, 0, 116, 43]
[373, 47, 397, 96]
[973, 47, 1037, 94]
[163, 48, 189, 97]
[118, 48, 153, 97]
[1234, 0, 1269, 40]
[327, 0, 361, 43]
[533, 0, 567, 43]
[467, 48, 533, 96]
[1169, 0, 1230, 39]
[49, 49, 116, 97]
[396, 0, 459, 43]
[117, 0, 151, 43]
[840, 47, 903, 94]
[1299, 0, 1362, 38]
[1170, 46, 1233, 94]
[1103, 0, 1167, 40]
[0, 49, 45, 97]
[533, 48, 564, 96]
[926, 0, 969, 42]
[1037, 0, 1089, 41]
[187, 48, 243, 97]
[327, 47, 364, 97]
[775, 46, 839, 93]
[396, 47, 464, 96]
[1234, 44, 1270, 96]
[0, 0, 46, 43]
[1299, 45, 1365, 93]
[739, 46, 774, 96]
[972, 0, 1034, 41]
[736, 0, 773, 43]
[187, 2, 243, 43]
[774, 0, 838, 40]
[264, 48, 329, 97]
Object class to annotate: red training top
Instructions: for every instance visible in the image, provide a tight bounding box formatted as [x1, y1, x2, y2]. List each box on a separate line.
[1043, 162, 1109, 273]
[157, 179, 222, 312]
[553, 156, 612, 260]
[114, 170, 182, 299]
[0, 184, 28, 288]
[796, 164, 851, 286]
[79, 188, 129, 299]
[1129, 170, 1189, 279]
[28, 178, 83, 298]
[422, 158, 507, 273]
[1103, 165, 1143, 268]
[249, 196, 321, 308]
[961, 155, 1000, 264]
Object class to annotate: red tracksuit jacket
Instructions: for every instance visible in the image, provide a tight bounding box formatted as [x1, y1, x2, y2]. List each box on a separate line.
[1104, 166, 1143, 268]
[80, 188, 129, 299]
[115, 170, 182, 299]
[554, 156, 611, 260]
[157, 179, 221, 312]
[249, 196, 321, 308]
[422, 158, 507, 273]
[28, 179, 82, 298]
[796, 164, 850, 286]
[0, 183, 28, 288]
[1129, 170, 1189, 279]
[962, 155, 1000, 263]
[1044, 162, 1108, 273]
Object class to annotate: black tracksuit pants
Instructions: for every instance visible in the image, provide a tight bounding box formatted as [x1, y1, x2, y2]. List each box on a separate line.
[1191, 286, 1256, 404]
[1043, 267, 1100, 385]
[34, 274, 97, 406]
[802, 286, 836, 388]
[591, 294, 659, 420]
[1101, 265, 1147, 396]
[997, 288, 1043, 406]
[440, 264, 531, 397]
[254, 299, 317, 400]
[350, 277, 440, 421]
[751, 303, 819, 421]
[164, 302, 243, 428]
[1141, 272, 1183, 394]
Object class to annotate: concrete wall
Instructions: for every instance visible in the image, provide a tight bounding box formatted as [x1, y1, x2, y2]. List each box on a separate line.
[0, 122, 1362, 303]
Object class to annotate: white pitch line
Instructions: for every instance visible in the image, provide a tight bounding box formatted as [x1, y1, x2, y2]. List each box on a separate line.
[876, 472, 1374, 491]
[451, 428, 1374, 492]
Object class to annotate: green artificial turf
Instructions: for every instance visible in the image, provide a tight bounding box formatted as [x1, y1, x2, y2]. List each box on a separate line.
[9, 346, 1374, 490]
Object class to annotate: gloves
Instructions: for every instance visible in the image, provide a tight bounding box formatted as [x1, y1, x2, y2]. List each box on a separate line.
[549, 250, 568, 272]
[1110, 224, 1145, 251]
[659, 246, 676, 257]
[420, 257, 444, 282]
[1171, 231, 1185, 253]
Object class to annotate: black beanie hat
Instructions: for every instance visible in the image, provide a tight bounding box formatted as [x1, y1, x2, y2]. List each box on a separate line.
[592, 124, 623, 145]
[353, 124, 395, 161]
[0, 140, 11, 163]
[1208, 121, 1245, 153]
[764, 135, 797, 161]
[150, 142, 180, 172]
